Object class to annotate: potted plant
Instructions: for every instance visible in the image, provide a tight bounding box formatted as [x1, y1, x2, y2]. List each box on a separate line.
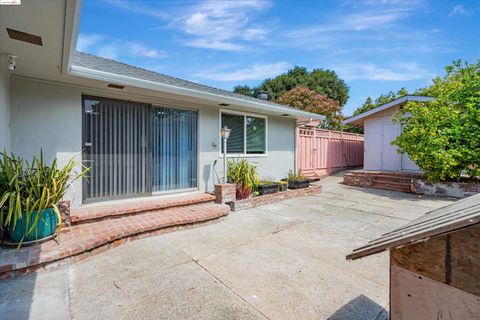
[278, 181, 288, 192]
[227, 159, 258, 200]
[257, 181, 280, 195]
[286, 170, 310, 189]
[0, 151, 88, 246]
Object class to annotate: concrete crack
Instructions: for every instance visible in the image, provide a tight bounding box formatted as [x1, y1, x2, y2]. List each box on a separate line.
[166, 238, 271, 320]
[193, 259, 272, 320]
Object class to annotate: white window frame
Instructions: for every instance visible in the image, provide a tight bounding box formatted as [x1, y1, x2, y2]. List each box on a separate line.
[219, 109, 268, 158]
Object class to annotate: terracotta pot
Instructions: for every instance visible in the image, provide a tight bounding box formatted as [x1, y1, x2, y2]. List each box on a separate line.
[236, 187, 251, 200]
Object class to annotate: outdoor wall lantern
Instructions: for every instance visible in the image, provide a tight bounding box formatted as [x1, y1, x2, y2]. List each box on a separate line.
[220, 126, 231, 183]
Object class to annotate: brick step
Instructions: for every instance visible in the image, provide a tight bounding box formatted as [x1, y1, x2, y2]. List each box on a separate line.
[371, 182, 411, 193]
[372, 173, 412, 178]
[0, 202, 229, 280]
[70, 193, 216, 225]
[372, 176, 412, 184]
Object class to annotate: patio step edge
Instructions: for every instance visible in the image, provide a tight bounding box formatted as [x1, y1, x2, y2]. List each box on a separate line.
[70, 193, 216, 225]
[0, 203, 229, 281]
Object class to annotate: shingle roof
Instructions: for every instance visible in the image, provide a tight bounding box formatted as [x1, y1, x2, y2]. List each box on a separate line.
[343, 95, 434, 126]
[72, 51, 317, 117]
[347, 193, 480, 260]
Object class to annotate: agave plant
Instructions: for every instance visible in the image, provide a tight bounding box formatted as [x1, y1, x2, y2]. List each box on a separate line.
[227, 159, 258, 199]
[0, 150, 88, 245]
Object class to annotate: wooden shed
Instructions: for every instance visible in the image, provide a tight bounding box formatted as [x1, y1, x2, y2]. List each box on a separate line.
[347, 193, 480, 319]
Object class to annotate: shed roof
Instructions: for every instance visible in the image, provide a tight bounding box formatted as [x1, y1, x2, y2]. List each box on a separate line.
[347, 193, 480, 260]
[343, 95, 434, 126]
[72, 52, 324, 120]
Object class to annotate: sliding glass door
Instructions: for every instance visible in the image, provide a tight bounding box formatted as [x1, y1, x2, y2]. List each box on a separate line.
[82, 96, 151, 202]
[151, 107, 197, 192]
[82, 96, 197, 202]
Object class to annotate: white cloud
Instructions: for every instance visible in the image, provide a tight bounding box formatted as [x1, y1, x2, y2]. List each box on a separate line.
[128, 43, 167, 58]
[285, 6, 415, 40]
[333, 62, 433, 81]
[345, 8, 412, 30]
[77, 34, 104, 52]
[186, 39, 244, 51]
[105, 0, 273, 51]
[97, 45, 119, 60]
[194, 62, 290, 81]
[449, 5, 472, 17]
[243, 27, 268, 41]
[105, 0, 168, 18]
[175, 0, 271, 50]
[76, 34, 167, 60]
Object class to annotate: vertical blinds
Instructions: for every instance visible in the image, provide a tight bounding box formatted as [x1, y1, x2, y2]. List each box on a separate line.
[83, 96, 198, 202]
[83, 97, 151, 202]
[152, 107, 197, 192]
[221, 113, 244, 153]
[221, 113, 266, 154]
[246, 116, 266, 154]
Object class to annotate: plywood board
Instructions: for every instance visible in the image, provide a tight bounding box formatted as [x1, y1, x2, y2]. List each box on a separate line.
[390, 265, 480, 320]
[450, 224, 480, 295]
[391, 224, 480, 296]
[391, 236, 446, 284]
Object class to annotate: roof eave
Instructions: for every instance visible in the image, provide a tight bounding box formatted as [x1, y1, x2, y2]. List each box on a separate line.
[61, 0, 82, 74]
[343, 95, 435, 126]
[69, 65, 325, 120]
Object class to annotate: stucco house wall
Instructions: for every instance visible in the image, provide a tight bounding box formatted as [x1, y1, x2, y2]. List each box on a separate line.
[0, 57, 10, 152]
[363, 106, 419, 172]
[9, 76, 295, 208]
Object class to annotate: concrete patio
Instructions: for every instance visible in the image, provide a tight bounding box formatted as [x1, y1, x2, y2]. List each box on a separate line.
[0, 172, 455, 320]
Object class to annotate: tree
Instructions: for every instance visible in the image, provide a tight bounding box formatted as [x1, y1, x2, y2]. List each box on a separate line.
[276, 86, 342, 129]
[392, 60, 480, 182]
[233, 85, 254, 97]
[233, 66, 349, 106]
[352, 88, 409, 116]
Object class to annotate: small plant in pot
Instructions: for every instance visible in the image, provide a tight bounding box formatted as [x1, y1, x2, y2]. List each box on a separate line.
[278, 180, 288, 192]
[286, 170, 310, 189]
[0, 151, 88, 247]
[257, 177, 280, 196]
[227, 159, 258, 200]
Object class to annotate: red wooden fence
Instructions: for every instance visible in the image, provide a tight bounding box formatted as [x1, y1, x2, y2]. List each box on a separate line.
[296, 127, 364, 178]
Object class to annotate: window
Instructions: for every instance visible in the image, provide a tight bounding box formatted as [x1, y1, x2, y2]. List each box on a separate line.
[221, 114, 244, 153]
[246, 116, 266, 154]
[221, 112, 267, 155]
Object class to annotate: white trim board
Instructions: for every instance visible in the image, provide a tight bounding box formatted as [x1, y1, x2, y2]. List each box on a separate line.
[343, 95, 434, 126]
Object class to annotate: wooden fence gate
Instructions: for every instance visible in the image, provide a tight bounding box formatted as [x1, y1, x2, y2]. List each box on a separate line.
[296, 127, 364, 178]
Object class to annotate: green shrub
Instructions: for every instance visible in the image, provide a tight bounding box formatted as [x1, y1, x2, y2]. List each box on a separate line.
[287, 169, 305, 180]
[227, 159, 259, 197]
[0, 150, 88, 242]
[392, 60, 480, 182]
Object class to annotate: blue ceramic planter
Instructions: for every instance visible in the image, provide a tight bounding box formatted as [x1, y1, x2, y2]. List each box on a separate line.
[7, 208, 58, 243]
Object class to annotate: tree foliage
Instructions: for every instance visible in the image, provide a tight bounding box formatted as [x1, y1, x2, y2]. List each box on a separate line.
[392, 60, 480, 182]
[352, 88, 409, 116]
[232, 85, 254, 97]
[233, 66, 349, 106]
[276, 86, 342, 129]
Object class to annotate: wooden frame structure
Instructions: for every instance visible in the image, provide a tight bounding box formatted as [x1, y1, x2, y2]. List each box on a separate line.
[347, 193, 480, 319]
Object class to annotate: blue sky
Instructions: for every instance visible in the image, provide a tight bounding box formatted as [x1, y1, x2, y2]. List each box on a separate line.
[77, 0, 480, 116]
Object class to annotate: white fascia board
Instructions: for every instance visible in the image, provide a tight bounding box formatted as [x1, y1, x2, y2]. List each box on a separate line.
[69, 65, 325, 120]
[343, 95, 434, 125]
[61, 0, 82, 74]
